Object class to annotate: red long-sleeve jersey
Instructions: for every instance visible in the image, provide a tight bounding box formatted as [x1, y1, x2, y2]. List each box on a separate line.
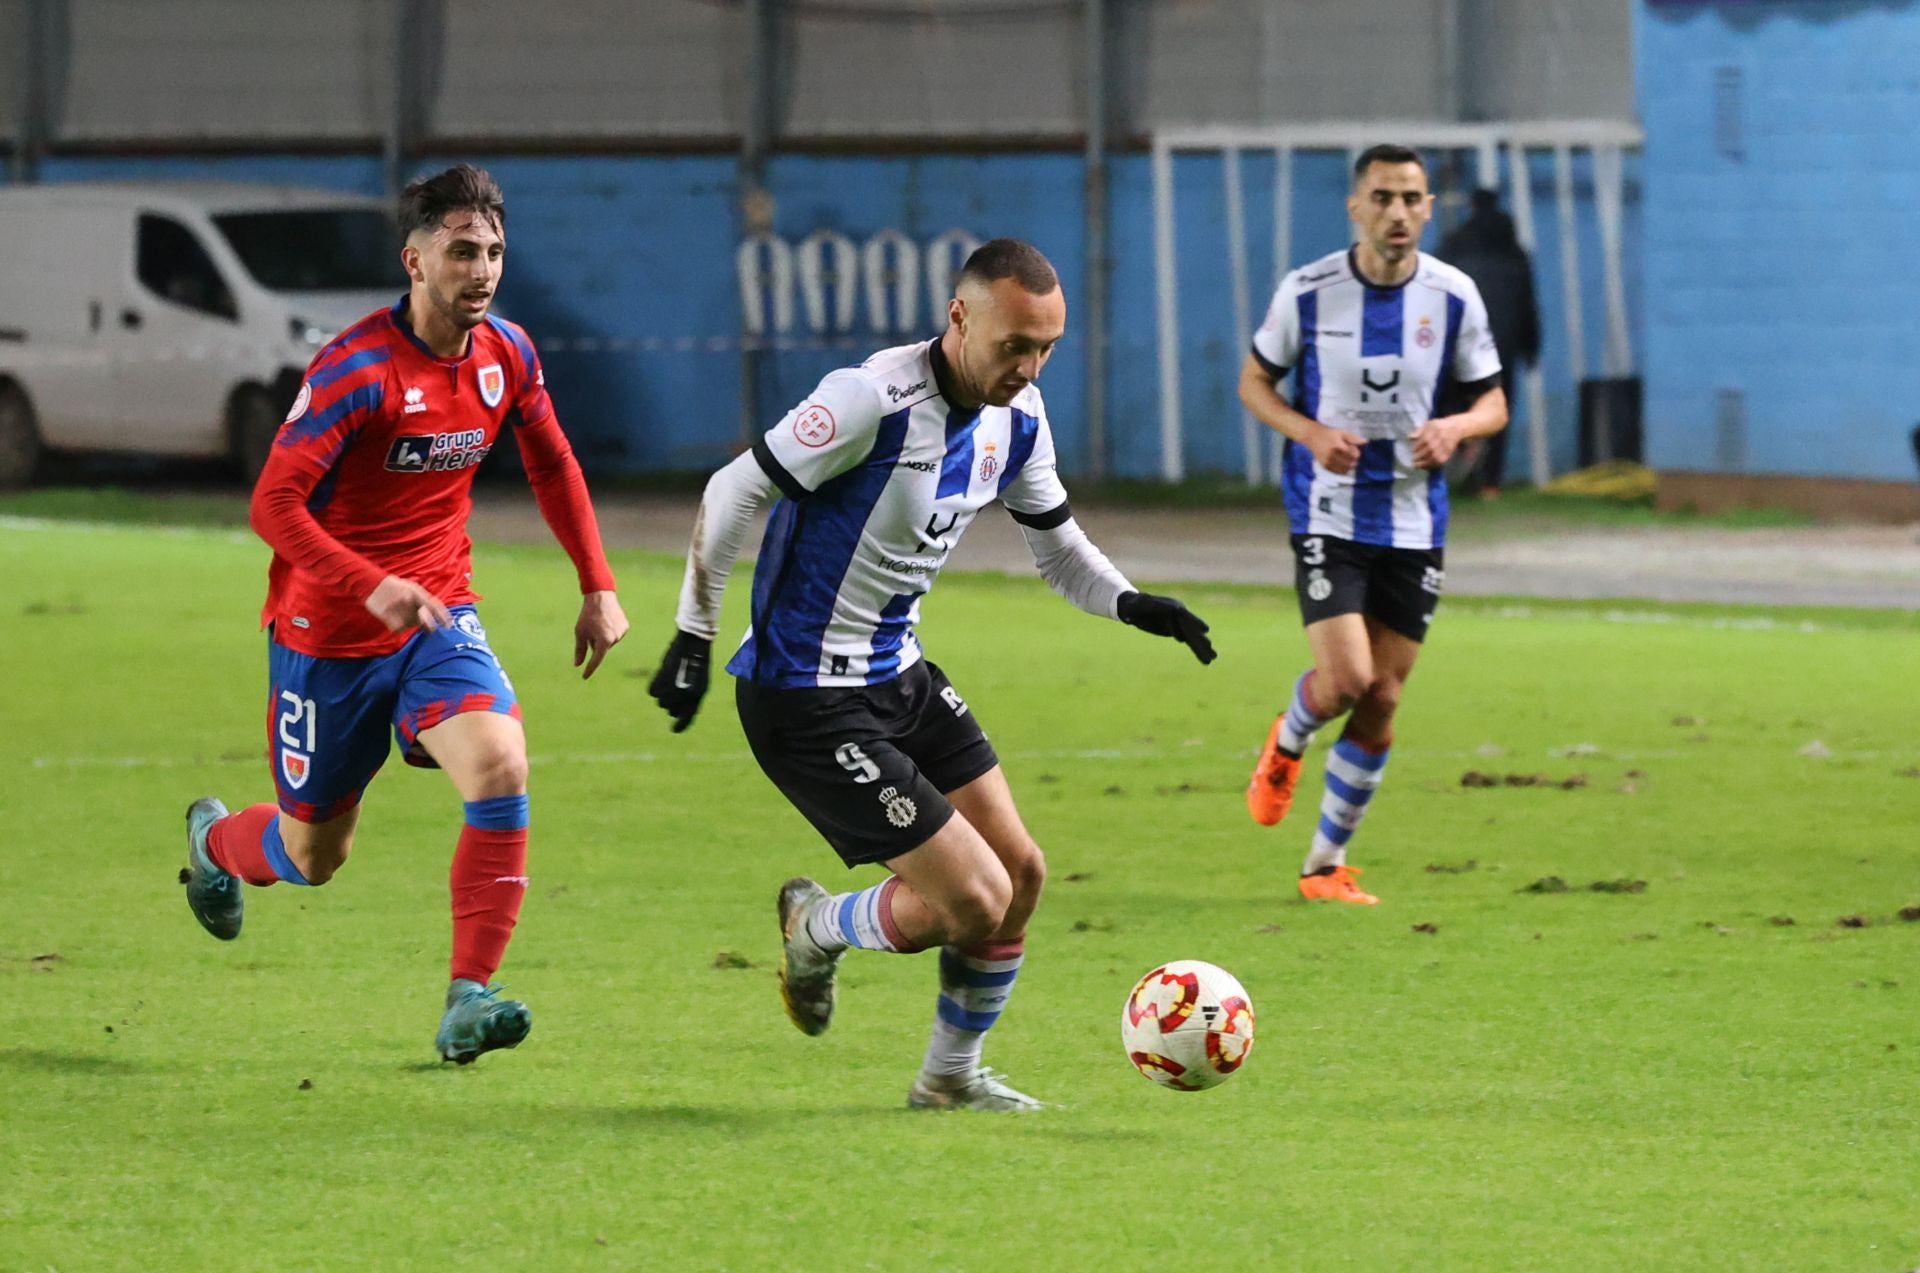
[252, 299, 616, 657]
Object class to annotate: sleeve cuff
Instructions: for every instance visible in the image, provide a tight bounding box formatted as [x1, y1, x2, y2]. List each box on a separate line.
[1249, 344, 1288, 381]
[751, 438, 809, 501]
[1008, 501, 1073, 530]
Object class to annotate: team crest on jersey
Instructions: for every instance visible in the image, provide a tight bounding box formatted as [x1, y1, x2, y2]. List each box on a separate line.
[284, 381, 311, 423]
[977, 440, 999, 483]
[1415, 317, 1436, 349]
[793, 403, 836, 448]
[477, 363, 506, 408]
[281, 748, 311, 790]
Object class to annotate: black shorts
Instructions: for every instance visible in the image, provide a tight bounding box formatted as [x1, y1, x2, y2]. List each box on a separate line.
[1290, 533, 1445, 643]
[734, 660, 1000, 868]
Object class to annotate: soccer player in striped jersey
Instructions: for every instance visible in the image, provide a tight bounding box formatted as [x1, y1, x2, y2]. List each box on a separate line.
[1240, 144, 1508, 905]
[648, 239, 1216, 1110]
[177, 165, 630, 1062]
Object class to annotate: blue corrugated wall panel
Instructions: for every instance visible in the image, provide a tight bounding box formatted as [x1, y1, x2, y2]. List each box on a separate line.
[27, 149, 1634, 482]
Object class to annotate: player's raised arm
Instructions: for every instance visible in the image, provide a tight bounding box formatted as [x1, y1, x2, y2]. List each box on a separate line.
[647, 368, 884, 731]
[497, 325, 629, 677]
[1000, 404, 1215, 665]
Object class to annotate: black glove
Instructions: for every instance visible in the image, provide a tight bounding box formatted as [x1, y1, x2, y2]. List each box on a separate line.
[1117, 591, 1216, 665]
[647, 632, 712, 732]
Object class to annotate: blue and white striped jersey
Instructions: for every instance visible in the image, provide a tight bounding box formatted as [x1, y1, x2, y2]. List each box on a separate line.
[1252, 248, 1501, 550]
[728, 339, 1072, 689]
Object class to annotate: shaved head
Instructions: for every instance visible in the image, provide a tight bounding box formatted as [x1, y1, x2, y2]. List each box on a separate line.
[941, 242, 1066, 409]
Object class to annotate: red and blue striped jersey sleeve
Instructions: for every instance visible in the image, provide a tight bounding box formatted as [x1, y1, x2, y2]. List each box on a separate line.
[250, 320, 394, 602]
[276, 321, 392, 479]
[487, 316, 553, 428]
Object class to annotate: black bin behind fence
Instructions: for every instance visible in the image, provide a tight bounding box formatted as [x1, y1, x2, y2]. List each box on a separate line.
[1578, 376, 1644, 467]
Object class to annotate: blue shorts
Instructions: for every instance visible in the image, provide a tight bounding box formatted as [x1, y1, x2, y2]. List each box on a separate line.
[266, 606, 521, 823]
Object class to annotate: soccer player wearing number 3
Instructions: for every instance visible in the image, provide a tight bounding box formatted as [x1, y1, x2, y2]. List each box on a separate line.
[649, 240, 1216, 1110]
[178, 166, 630, 1062]
[1241, 145, 1507, 905]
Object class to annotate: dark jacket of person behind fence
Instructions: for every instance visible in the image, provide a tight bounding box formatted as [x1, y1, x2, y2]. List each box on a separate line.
[1438, 190, 1542, 494]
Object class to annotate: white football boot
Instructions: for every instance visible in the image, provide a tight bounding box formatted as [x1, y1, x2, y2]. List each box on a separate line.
[907, 1066, 1047, 1112]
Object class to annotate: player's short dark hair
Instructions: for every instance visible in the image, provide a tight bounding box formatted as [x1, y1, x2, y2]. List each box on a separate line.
[398, 163, 505, 239]
[957, 238, 1058, 296]
[1352, 144, 1426, 185]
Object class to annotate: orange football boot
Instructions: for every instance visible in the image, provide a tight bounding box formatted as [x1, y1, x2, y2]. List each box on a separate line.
[1298, 865, 1379, 905]
[1246, 714, 1303, 826]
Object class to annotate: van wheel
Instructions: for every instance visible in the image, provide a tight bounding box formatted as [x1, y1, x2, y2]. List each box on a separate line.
[229, 385, 280, 484]
[0, 383, 42, 490]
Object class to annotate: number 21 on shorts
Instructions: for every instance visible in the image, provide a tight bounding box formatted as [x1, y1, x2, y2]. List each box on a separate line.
[278, 691, 318, 751]
[277, 691, 318, 789]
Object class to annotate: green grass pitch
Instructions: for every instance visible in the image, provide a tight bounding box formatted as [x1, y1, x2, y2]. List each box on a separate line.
[2, 509, 1917, 1270]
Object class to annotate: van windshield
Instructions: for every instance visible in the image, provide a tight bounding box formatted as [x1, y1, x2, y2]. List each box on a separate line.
[212, 209, 399, 292]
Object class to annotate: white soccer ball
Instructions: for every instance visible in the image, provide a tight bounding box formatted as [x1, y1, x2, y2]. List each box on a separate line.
[1120, 960, 1256, 1091]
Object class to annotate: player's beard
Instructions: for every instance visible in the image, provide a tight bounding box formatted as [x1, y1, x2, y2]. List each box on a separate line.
[1374, 227, 1417, 264]
[429, 281, 489, 331]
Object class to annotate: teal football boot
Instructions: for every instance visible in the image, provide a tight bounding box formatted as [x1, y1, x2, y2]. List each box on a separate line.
[181, 796, 243, 941]
[435, 979, 532, 1065]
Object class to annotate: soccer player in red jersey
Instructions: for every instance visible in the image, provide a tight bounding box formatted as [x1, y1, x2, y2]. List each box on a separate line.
[179, 165, 629, 1063]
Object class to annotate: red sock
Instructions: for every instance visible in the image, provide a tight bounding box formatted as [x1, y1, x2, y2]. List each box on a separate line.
[449, 824, 529, 985]
[206, 804, 283, 886]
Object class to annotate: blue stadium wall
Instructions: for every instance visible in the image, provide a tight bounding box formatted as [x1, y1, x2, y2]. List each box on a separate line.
[1638, 0, 1920, 481]
[26, 149, 1636, 482]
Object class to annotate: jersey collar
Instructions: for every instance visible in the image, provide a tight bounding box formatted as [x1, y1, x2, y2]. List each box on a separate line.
[1347, 246, 1422, 292]
[388, 295, 476, 366]
[927, 336, 978, 412]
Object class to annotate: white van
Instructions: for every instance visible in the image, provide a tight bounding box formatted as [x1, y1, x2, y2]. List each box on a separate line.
[0, 182, 404, 488]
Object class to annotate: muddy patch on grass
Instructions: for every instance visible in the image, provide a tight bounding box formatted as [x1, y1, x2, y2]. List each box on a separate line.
[1461, 771, 1589, 790]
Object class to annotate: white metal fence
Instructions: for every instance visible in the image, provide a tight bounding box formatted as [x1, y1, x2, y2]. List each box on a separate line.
[1151, 120, 1644, 485]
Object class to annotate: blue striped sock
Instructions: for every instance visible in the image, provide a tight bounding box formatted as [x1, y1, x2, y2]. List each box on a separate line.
[922, 938, 1025, 1078]
[1277, 670, 1334, 755]
[805, 877, 907, 953]
[1303, 737, 1389, 873]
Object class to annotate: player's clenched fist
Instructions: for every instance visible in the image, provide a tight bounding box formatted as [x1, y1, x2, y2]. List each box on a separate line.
[1307, 424, 1365, 475]
[1410, 417, 1464, 470]
[648, 631, 712, 732]
[365, 575, 454, 632]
